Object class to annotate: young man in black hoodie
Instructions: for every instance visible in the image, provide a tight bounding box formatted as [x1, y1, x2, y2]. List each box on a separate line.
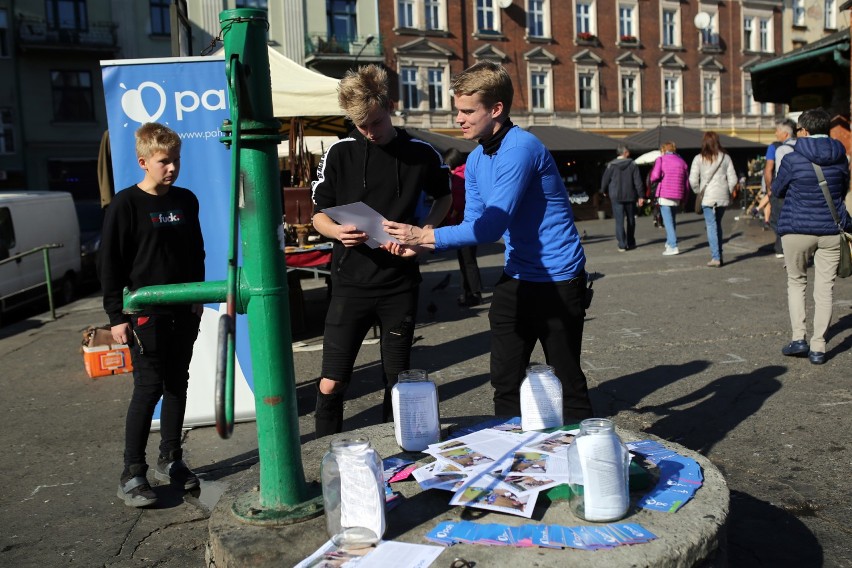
[601, 145, 645, 251]
[310, 65, 451, 437]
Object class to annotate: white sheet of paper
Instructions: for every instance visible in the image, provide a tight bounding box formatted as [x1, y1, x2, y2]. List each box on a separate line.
[294, 539, 443, 568]
[321, 201, 400, 249]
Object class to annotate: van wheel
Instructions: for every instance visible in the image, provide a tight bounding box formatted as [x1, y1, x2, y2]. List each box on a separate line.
[58, 274, 77, 306]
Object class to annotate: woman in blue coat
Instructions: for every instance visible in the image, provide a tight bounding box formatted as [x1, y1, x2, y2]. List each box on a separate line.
[773, 108, 850, 365]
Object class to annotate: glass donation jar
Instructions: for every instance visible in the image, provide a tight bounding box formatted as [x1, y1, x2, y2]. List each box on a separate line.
[321, 438, 386, 548]
[566, 418, 631, 522]
[391, 369, 440, 451]
[520, 364, 563, 431]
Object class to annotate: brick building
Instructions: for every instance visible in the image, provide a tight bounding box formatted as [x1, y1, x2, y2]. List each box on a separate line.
[376, 0, 785, 140]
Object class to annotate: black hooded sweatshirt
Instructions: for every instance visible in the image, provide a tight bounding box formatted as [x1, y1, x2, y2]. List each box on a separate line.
[311, 127, 450, 297]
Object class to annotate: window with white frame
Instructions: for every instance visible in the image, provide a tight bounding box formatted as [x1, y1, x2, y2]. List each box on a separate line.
[575, 0, 596, 36]
[618, 3, 637, 39]
[476, 0, 500, 34]
[427, 67, 444, 109]
[0, 108, 13, 153]
[529, 69, 552, 111]
[662, 73, 681, 114]
[577, 68, 598, 112]
[619, 71, 639, 113]
[661, 3, 680, 47]
[400, 67, 419, 109]
[0, 10, 8, 57]
[699, 5, 719, 46]
[792, 0, 805, 26]
[398, 61, 451, 111]
[743, 11, 773, 53]
[398, 0, 415, 28]
[825, 0, 837, 28]
[424, 0, 441, 29]
[527, 0, 550, 38]
[702, 74, 719, 115]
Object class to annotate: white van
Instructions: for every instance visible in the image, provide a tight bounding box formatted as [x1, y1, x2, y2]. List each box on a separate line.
[0, 191, 82, 322]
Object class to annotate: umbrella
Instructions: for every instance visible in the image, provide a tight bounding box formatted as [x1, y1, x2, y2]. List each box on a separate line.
[634, 150, 661, 165]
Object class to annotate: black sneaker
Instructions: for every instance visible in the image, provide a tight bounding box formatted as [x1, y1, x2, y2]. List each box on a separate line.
[117, 475, 158, 507]
[154, 457, 200, 491]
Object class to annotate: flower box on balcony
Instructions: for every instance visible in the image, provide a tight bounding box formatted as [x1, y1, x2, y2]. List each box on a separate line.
[620, 35, 637, 43]
[576, 32, 598, 45]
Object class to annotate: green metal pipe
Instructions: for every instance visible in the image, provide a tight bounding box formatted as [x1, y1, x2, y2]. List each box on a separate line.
[123, 280, 229, 313]
[220, 8, 317, 516]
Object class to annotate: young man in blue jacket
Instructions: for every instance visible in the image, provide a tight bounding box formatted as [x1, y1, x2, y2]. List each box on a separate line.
[384, 61, 594, 422]
[310, 65, 451, 437]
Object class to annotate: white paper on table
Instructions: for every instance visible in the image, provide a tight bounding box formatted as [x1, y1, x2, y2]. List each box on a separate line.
[359, 541, 444, 568]
[321, 201, 399, 249]
[574, 434, 630, 521]
[339, 453, 385, 541]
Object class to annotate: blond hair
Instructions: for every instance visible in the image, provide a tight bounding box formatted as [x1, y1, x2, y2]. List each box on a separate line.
[660, 141, 677, 153]
[337, 64, 391, 124]
[450, 61, 514, 115]
[135, 123, 181, 159]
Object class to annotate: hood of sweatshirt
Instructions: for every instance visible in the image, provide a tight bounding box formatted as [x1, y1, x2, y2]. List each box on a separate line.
[794, 136, 847, 167]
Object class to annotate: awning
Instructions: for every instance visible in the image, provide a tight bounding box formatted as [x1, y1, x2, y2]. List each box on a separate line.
[525, 126, 622, 152]
[622, 126, 766, 153]
[749, 29, 850, 107]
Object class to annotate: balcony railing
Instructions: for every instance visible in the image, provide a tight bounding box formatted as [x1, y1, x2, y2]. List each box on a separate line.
[305, 32, 383, 58]
[16, 15, 118, 50]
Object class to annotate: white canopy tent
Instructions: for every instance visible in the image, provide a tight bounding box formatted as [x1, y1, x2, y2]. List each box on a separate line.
[267, 48, 341, 118]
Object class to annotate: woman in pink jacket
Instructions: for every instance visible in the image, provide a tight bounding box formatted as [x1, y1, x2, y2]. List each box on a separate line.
[649, 141, 690, 255]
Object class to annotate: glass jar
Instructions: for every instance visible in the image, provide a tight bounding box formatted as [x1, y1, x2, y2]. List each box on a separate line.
[520, 364, 563, 431]
[391, 369, 440, 451]
[321, 438, 386, 548]
[566, 418, 630, 522]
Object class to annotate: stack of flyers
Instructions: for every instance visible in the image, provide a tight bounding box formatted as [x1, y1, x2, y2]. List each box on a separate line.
[412, 427, 579, 518]
[382, 457, 414, 512]
[447, 416, 523, 440]
[627, 440, 704, 513]
[424, 520, 657, 550]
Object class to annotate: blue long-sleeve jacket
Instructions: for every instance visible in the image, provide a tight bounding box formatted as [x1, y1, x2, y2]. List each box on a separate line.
[433, 126, 585, 282]
[775, 136, 850, 236]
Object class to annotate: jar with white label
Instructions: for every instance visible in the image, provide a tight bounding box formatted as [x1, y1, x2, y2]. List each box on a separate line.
[566, 418, 630, 522]
[321, 438, 386, 548]
[391, 369, 440, 451]
[520, 364, 563, 431]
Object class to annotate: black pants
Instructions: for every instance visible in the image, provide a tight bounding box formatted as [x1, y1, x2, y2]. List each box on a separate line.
[769, 194, 784, 254]
[124, 311, 200, 471]
[316, 289, 418, 438]
[457, 246, 482, 296]
[488, 274, 594, 422]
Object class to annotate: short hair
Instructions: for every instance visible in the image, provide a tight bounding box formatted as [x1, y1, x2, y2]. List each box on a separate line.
[337, 64, 391, 124]
[776, 119, 796, 139]
[616, 144, 629, 156]
[660, 141, 677, 153]
[442, 147, 466, 170]
[798, 107, 831, 136]
[450, 61, 514, 116]
[135, 123, 180, 159]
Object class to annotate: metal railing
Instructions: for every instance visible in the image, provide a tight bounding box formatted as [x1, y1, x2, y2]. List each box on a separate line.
[0, 244, 64, 320]
[305, 32, 382, 57]
[16, 15, 118, 49]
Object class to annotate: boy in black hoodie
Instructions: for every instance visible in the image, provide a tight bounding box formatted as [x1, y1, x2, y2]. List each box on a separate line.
[311, 65, 451, 437]
[100, 123, 205, 507]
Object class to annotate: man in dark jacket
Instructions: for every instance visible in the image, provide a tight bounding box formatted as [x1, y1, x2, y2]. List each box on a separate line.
[601, 145, 645, 251]
[774, 107, 850, 365]
[310, 64, 451, 437]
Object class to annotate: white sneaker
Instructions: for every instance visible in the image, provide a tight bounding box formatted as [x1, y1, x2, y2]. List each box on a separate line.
[775, 253, 784, 259]
[663, 246, 680, 256]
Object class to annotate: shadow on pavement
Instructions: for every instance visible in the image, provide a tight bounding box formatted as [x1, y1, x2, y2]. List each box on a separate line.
[637, 365, 784, 455]
[727, 490, 823, 566]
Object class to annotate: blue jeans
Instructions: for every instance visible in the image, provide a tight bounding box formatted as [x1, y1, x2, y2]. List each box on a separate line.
[702, 206, 726, 261]
[660, 205, 678, 248]
[611, 201, 637, 249]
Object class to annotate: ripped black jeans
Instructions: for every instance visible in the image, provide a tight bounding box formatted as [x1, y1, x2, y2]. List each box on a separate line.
[316, 289, 418, 438]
